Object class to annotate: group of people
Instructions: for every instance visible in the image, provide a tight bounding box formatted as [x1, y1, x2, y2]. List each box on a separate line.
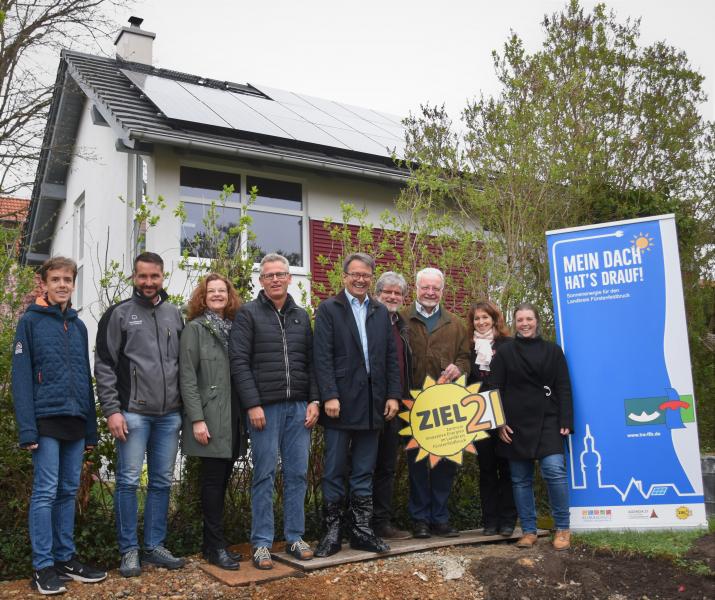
[13, 250, 574, 596]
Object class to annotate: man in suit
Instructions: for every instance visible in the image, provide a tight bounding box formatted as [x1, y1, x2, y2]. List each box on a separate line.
[313, 253, 402, 557]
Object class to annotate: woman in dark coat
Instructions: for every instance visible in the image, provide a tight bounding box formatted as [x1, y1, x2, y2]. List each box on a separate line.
[180, 274, 243, 570]
[466, 300, 516, 537]
[490, 303, 573, 551]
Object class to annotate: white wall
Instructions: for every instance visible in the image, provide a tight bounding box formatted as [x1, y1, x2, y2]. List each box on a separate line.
[51, 99, 134, 345]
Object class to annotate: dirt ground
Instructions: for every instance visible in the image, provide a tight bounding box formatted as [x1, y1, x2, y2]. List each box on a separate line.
[1, 534, 712, 600]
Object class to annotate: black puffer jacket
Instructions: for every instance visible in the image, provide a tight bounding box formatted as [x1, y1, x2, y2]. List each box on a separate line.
[229, 291, 317, 409]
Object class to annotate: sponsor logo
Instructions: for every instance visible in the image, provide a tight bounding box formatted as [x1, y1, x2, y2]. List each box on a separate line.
[675, 506, 692, 520]
[650, 510, 658, 519]
[14, 342, 22, 355]
[626, 508, 651, 520]
[581, 509, 613, 522]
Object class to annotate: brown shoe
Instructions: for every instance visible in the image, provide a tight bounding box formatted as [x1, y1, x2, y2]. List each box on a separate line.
[553, 529, 571, 551]
[374, 522, 412, 540]
[515, 533, 538, 548]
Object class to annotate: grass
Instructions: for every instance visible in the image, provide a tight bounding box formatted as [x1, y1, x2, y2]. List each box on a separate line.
[573, 519, 714, 576]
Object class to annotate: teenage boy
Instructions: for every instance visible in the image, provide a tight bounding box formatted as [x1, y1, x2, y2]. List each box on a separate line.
[12, 257, 107, 595]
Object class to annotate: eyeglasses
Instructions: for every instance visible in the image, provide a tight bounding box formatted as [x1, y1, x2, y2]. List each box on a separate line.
[418, 285, 443, 293]
[345, 272, 373, 280]
[260, 272, 290, 281]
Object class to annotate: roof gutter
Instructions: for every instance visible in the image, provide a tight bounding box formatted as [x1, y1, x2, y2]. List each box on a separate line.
[129, 131, 409, 184]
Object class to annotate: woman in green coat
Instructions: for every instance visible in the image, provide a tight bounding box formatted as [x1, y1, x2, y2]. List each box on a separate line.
[180, 273, 242, 570]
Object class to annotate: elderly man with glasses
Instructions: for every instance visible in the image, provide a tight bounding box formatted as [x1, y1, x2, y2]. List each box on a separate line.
[230, 253, 319, 570]
[402, 267, 470, 539]
[313, 253, 402, 557]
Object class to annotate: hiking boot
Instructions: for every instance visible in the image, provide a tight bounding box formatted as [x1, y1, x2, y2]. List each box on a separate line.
[142, 546, 185, 570]
[553, 529, 571, 551]
[55, 557, 107, 583]
[499, 524, 516, 537]
[515, 533, 538, 548]
[119, 549, 141, 578]
[252, 546, 273, 570]
[31, 566, 66, 595]
[286, 539, 313, 560]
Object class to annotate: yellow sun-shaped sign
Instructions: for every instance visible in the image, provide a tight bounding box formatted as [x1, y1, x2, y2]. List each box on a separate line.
[399, 375, 506, 467]
[632, 232, 655, 252]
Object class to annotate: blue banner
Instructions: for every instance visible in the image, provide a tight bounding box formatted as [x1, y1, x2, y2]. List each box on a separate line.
[547, 215, 706, 529]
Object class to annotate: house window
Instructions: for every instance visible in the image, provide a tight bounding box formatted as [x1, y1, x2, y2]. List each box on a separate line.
[179, 167, 304, 267]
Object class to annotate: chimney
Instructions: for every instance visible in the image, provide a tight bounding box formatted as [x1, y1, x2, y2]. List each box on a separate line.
[114, 16, 155, 64]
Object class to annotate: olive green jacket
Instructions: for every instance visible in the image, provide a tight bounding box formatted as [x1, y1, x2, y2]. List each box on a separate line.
[180, 315, 242, 459]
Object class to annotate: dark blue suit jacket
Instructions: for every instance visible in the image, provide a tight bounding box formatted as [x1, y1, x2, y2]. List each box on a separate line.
[314, 290, 401, 430]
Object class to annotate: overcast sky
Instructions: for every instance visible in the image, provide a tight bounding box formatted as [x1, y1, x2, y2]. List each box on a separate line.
[128, 0, 715, 123]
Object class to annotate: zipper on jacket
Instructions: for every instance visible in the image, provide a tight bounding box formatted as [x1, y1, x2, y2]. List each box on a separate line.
[64, 319, 73, 413]
[133, 367, 138, 404]
[167, 328, 171, 356]
[272, 307, 291, 400]
[152, 310, 168, 412]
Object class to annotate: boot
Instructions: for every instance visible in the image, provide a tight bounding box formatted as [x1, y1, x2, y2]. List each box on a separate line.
[349, 494, 390, 553]
[314, 501, 344, 557]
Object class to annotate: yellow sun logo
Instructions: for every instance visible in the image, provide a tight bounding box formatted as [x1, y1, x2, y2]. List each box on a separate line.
[399, 375, 506, 467]
[632, 232, 655, 252]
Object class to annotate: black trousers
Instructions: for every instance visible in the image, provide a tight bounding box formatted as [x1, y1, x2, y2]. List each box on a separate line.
[476, 434, 517, 528]
[200, 456, 235, 550]
[372, 417, 401, 526]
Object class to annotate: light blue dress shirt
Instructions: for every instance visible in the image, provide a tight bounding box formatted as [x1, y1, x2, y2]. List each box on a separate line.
[344, 289, 370, 374]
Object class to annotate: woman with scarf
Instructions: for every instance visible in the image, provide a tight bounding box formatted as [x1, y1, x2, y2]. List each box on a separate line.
[491, 303, 573, 551]
[466, 300, 517, 537]
[180, 274, 243, 570]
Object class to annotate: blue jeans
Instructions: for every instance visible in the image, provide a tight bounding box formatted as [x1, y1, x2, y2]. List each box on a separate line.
[29, 437, 85, 569]
[114, 410, 181, 553]
[322, 428, 380, 503]
[509, 453, 570, 533]
[249, 402, 310, 548]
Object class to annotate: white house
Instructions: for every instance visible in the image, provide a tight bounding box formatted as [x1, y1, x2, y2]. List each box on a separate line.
[24, 17, 408, 341]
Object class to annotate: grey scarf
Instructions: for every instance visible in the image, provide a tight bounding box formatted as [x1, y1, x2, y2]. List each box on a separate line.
[204, 310, 232, 348]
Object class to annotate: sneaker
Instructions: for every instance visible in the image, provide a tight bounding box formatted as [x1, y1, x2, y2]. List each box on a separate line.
[252, 546, 273, 570]
[143, 546, 186, 570]
[55, 557, 107, 583]
[119, 549, 141, 578]
[31, 566, 67, 595]
[285, 539, 313, 561]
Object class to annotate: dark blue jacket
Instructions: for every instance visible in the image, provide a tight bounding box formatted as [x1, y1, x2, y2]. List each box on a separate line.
[313, 291, 401, 430]
[12, 300, 98, 447]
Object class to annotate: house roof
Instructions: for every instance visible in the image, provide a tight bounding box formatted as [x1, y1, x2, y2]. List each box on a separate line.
[23, 50, 409, 264]
[0, 197, 30, 222]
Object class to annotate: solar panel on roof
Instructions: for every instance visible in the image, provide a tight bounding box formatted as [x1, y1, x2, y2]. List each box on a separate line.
[121, 70, 405, 159]
[121, 69, 230, 127]
[178, 81, 290, 138]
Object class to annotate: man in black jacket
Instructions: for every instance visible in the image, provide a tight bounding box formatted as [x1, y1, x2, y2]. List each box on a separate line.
[230, 253, 319, 570]
[313, 253, 402, 557]
[372, 271, 412, 540]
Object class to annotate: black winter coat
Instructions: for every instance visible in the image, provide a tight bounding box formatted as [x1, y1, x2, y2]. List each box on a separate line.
[467, 335, 511, 392]
[229, 291, 317, 409]
[313, 291, 401, 430]
[393, 311, 413, 398]
[489, 335, 574, 460]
